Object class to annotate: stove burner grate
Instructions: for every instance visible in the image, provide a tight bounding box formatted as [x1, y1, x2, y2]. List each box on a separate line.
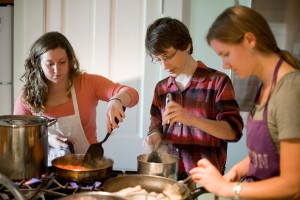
[0, 170, 137, 200]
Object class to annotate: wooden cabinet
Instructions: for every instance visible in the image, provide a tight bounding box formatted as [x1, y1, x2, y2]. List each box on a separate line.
[252, 0, 300, 59]
[0, 0, 14, 5]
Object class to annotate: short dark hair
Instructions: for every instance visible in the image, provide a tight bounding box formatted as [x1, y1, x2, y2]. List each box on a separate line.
[145, 17, 193, 57]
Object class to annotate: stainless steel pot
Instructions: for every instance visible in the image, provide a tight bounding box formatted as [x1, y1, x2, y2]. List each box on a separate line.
[137, 153, 179, 180]
[0, 115, 57, 180]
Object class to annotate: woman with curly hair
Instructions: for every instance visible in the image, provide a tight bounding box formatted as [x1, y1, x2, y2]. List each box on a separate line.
[14, 32, 139, 165]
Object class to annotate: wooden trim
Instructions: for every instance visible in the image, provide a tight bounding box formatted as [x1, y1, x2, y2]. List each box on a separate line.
[0, 0, 14, 5]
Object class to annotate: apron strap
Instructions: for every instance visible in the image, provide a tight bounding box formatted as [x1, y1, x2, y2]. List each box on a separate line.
[253, 58, 283, 104]
[71, 86, 80, 116]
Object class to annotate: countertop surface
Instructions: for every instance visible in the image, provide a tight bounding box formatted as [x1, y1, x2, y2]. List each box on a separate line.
[198, 193, 230, 200]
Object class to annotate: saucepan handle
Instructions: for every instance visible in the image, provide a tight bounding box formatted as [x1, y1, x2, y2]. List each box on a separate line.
[190, 186, 209, 199]
[47, 118, 58, 127]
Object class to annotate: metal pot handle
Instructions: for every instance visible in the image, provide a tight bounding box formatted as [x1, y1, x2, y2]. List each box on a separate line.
[190, 186, 209, 199]
[47, 118, 58, 127]
[0, 173, 25, 200]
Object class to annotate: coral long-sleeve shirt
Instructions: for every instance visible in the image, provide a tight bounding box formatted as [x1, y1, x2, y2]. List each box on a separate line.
[14, 73, 139, 143]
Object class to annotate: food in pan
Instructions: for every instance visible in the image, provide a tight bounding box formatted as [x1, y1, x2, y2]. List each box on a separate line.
[54, 164, 92, 171]
[62, 197, 99, 200]
[113, 185, 182, 200]
[53, 156, 112, 171]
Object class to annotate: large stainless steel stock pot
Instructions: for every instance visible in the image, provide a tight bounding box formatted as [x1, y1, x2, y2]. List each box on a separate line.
[0, 115, 57, 180]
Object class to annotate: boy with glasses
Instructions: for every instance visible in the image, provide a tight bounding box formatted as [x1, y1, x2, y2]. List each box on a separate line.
[144, 17, 244, 181]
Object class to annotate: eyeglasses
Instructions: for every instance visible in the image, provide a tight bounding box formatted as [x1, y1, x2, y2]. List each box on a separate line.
[151, 50, 178, 64]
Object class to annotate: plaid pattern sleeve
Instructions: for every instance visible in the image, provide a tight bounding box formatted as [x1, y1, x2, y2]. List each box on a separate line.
[148, 61, 244, 174]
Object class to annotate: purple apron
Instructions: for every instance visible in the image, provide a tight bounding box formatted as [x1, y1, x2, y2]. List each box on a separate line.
[245, 58, 283, 181]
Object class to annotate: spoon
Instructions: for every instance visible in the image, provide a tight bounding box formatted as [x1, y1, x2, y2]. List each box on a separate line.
[146, 142, 162, 163]
[65, 140, 75, 154]
[147, 93, 172, 163]
[165, 175, 192, 195]
[82, 107, 125, 168]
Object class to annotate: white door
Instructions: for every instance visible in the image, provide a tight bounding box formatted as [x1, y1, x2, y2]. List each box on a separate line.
[0, 85, 12, 115]
[0, 6, 13, 115]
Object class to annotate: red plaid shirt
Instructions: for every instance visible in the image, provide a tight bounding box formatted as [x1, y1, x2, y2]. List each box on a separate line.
[149, 61, 243, 175]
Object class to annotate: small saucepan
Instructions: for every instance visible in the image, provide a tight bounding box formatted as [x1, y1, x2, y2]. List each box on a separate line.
[137, 153, 179, 180]
[51, 154, 113, 183]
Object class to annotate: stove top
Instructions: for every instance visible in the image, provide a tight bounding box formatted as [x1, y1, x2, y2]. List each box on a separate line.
[0, 169, 136, 200]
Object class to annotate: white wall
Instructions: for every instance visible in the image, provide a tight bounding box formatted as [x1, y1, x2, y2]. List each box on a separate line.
[187, 0, 250, 172]
[188, 0, 233, 76]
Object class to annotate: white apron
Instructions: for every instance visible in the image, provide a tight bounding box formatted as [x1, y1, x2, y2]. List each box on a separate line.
[48, 86, 90, 166]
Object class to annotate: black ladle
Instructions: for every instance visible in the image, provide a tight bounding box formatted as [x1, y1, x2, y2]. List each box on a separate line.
[65, 140, 75, 154]
[146, 123, 169, 163]
[147, 93, 172, 163]
[82, 107, 125, 168]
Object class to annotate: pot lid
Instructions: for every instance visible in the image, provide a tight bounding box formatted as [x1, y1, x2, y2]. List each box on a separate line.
[0, 115, 52, 127]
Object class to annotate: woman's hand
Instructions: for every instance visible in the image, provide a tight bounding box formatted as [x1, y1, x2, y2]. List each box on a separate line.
[106, 98, 125, 133]
[223, 168, 240, 182]
[190, 158, 230, 196]
[224, 156, 250, 182]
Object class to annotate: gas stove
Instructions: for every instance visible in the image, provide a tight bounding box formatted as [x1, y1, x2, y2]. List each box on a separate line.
[0, 169, 136, 200]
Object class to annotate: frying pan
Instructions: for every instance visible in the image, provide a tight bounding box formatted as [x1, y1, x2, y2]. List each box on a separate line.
[51, 154, 113, 183]
[57, 191, 126, 200]
[102, 174, 208, 200]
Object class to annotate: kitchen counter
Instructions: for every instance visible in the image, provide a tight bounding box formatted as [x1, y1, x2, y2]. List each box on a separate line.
[198, 193, 230, 200]
[195, 184, 230, 200]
